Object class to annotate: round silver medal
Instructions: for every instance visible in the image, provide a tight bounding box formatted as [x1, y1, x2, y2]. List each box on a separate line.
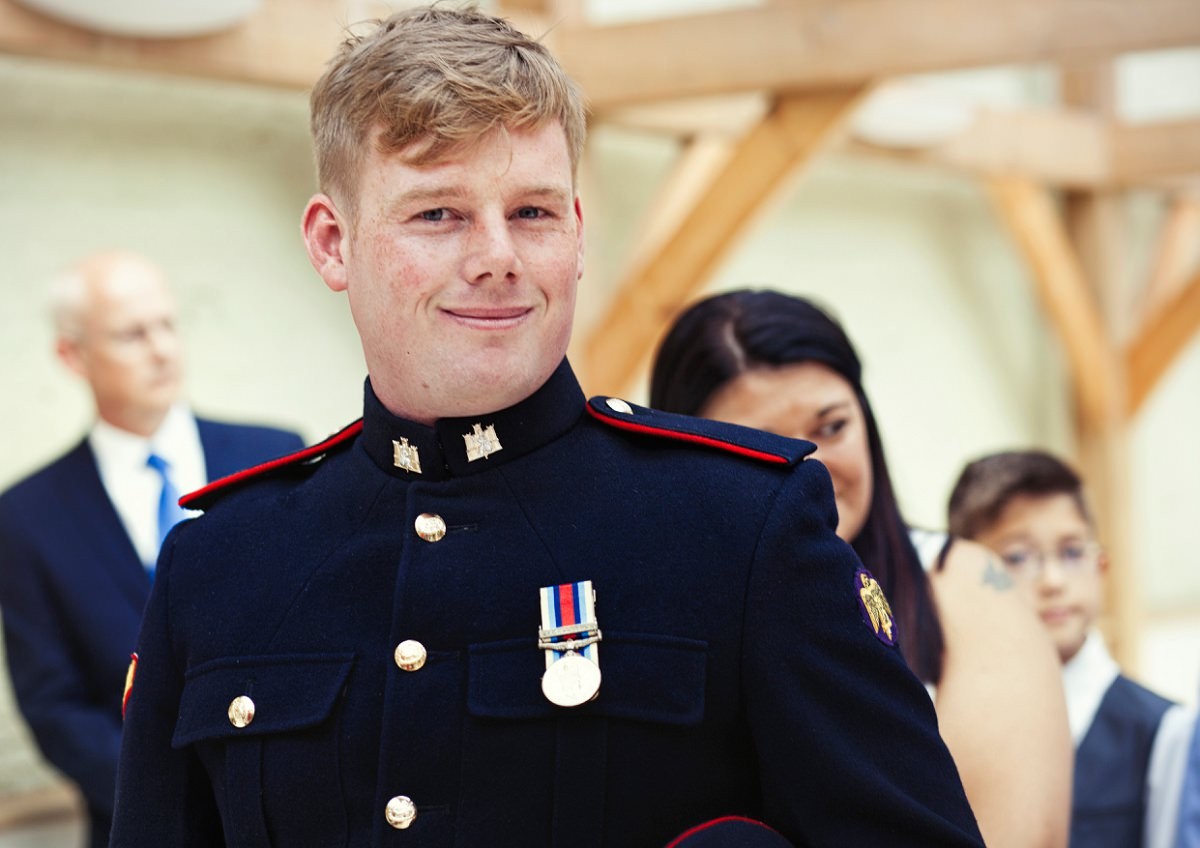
[541, 651, 601, 707]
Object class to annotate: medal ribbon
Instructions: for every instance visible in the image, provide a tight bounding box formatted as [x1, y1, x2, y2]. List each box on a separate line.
[539, 580, 599, 670]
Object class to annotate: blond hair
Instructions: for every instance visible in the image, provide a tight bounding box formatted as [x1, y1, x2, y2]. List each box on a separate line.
[310, 5, 587, 211]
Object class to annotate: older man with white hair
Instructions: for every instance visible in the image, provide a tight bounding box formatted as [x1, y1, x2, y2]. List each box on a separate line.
[0, 249, 303, 848]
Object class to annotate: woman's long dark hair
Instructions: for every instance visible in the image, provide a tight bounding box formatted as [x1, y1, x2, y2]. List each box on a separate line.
[649, 289, 944, 684]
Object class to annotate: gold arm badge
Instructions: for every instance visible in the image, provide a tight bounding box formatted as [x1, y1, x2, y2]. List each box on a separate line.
[856, 569, 897, 646]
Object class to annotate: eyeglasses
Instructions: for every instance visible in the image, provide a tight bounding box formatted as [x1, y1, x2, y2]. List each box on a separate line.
[997, 541, 1102, 579]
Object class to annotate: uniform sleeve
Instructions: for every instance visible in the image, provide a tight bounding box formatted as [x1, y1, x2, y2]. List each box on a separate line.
[0, 502, 121, 816]
[743, 458, 984, 846]
[110, 535, 224, 847]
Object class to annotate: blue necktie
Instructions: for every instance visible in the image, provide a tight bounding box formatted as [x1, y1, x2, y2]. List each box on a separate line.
[1178, 712, 1200, 847]
[146, 452, 187, 557]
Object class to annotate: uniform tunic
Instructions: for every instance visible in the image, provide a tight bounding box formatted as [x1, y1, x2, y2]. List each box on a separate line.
[112, 361, 984, 847]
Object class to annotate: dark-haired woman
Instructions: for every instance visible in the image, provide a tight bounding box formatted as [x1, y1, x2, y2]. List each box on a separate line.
[650, 289, 1071, 848]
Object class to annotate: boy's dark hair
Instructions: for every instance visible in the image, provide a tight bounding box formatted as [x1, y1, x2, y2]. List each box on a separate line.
[947, 449, 1091, 540]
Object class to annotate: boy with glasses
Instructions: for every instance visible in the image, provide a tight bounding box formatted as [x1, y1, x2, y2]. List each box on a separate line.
[948, 449, 1193, 848]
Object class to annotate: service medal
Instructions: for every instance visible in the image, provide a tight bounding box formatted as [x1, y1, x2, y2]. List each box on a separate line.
[538, 580, 602, 707]
[541, 650, 602, 707]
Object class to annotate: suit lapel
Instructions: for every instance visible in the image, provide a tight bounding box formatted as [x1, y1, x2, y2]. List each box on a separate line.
[58, 440, 151, 610]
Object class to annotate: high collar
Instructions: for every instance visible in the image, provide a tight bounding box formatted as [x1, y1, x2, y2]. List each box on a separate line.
[360, 359, 585, 481]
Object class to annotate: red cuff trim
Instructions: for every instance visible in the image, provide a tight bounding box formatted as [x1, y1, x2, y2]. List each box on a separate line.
[665, 816, 780, 848]
[586, 404, 789, 465]
[180, 420, 364, 509]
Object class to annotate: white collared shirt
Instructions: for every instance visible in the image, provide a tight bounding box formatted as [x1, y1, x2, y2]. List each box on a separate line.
[89, 404, 206, 565]
[1063, 629, 1121, 744]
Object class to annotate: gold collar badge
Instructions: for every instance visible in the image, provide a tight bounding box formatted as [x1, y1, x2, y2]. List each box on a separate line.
[463, 423, 503, 462]
[392, 438, 422, 474]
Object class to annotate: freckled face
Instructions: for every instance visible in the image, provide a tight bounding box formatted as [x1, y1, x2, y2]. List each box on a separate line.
[701, 362, 873, 541]
[315, 123, 584, 422]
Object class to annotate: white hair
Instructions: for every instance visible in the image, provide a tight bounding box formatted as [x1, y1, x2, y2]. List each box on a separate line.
[48, 266, 90, 341]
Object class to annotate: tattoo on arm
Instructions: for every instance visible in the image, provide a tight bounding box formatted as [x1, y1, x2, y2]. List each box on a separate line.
[982, 556, 1014, 591]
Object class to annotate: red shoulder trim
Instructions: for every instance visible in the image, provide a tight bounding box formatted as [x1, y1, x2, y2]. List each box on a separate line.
[180, 419, 363, 510]
[665, 816, 781, 848]
[585, 404, 790, 465]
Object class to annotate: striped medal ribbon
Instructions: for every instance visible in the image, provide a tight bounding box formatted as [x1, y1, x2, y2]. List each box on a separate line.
[537, 580, 602, 707]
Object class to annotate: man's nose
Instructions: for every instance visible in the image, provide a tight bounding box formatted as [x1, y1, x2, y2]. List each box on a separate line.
[464, 217, 521, 283]
[146, 324, 178, 359]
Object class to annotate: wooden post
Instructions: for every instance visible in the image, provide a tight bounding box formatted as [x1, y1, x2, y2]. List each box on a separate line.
[1061, 63, 1138, 670]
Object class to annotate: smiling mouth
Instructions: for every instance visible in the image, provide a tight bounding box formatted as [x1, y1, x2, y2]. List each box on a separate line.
[442, 307, 533, 328]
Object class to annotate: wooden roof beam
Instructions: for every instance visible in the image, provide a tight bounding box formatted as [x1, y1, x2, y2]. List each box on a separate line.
[985, 176, 1116, 425]
[580, 88, 867, 395]
[847, 107, 1110, 188]
[847, 107, 1200, 189]
[1136, 194, 1200, 322]
[1127, 269, 1200, 414]
[0, 0, 344, 89]
[1113, 120, 1200, 184]
[560, 0, 1200, 111]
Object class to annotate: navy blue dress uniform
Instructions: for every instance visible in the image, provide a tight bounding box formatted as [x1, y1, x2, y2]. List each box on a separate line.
[112, 362, 984, 847]
[0, 420, 303, 848]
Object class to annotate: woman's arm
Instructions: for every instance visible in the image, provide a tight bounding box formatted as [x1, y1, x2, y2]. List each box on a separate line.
[930, 538, 1073, 848]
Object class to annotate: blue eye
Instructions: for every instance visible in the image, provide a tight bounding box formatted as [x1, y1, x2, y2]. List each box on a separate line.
[420, 209, 446, 221]
[515, 207, 542, 219]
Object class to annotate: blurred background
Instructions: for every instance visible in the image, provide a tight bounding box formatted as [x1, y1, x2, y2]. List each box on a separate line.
[0, 0, 1198, 839]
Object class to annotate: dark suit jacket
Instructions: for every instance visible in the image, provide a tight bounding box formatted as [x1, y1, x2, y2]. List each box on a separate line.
[111, 363, 984, 848]
[0, 418, 303, 848]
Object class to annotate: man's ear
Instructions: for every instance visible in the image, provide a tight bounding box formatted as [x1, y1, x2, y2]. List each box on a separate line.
[302, 194, 350, 293]
[56, 335, 87, 379]
[574, 195, 585, 281]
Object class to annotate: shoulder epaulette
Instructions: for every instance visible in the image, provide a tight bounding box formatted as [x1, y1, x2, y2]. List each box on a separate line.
[180, 419, 363, 511]
[585, 397, 814, 467]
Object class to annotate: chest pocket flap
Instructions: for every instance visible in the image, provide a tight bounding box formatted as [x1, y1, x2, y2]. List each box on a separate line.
[172, 653, 355, 748]
[469, 632, 706, 725]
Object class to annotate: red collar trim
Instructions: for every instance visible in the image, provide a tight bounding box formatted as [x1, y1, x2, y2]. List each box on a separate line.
[585, 404, 790, 465]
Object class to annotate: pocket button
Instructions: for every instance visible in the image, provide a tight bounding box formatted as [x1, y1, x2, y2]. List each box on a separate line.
[385, 795, 417, 829]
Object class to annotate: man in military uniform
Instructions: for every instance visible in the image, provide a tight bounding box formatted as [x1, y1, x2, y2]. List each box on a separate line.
[111, 7, 985, 846]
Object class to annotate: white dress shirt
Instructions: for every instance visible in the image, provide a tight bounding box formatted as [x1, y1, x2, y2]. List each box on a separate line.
[89, 404, 206, 565]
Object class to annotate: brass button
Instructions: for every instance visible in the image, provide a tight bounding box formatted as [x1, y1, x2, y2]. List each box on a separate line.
[394, 639, 427, 672]
[605, 398, 633, 414]
[385, 795, 417, 830]
[414, 513, 446, 543]
[228, 695, 255, 728]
